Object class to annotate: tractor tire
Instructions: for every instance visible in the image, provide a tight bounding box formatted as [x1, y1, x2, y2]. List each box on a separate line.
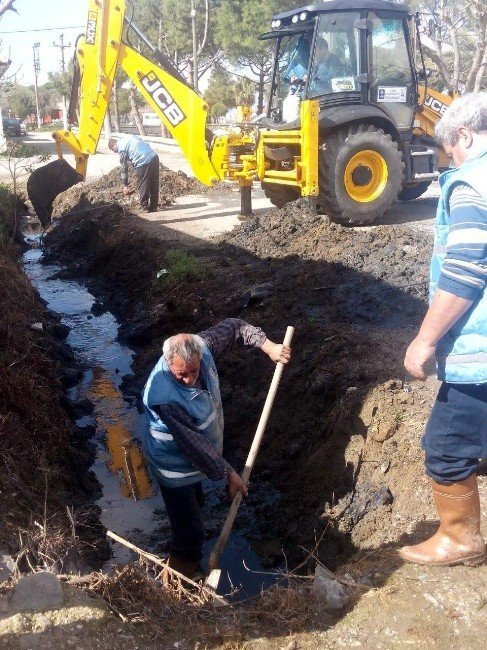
[262, 182, 300, 209]
[318, 124, 405, 225]
[398, 180, 432, 202]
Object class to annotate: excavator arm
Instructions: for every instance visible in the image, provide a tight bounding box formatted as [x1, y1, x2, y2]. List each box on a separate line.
[52, 0, 220, 186]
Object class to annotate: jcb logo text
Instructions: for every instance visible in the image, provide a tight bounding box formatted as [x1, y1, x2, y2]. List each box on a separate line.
[141, 72, 186, 127]
[86, 11, 97, 45]
[424, 94, 448, 116]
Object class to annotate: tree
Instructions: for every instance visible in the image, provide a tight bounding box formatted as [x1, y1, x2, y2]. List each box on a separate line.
[0, 84, 35, 119]
[411, 0, 487, 93]
[0, 1, 17, 18]
[204, 67, 235, 114]
[131, 0, 221, 87]
[215, 0, 295, 114]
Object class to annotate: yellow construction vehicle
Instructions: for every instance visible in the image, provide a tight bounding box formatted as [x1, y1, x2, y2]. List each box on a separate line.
[28, 0, 455, 226]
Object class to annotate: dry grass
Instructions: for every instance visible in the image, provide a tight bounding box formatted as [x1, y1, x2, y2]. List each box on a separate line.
[71, 559, 316, 645]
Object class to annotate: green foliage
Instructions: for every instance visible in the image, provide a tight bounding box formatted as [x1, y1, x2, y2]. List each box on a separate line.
[0, 84, 36, 119]
[215, 0, 294, 65]
[157, 249, 210, 287]
[45, 68, 73, 98]
[0, 183, 19, 247]
[204, 67, 236, 114]
[131, 0, 220, 74]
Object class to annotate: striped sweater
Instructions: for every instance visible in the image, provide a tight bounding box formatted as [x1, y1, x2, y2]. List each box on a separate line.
[437, 183, 487, 301]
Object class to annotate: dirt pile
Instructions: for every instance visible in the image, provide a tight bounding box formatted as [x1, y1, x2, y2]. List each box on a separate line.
[51, 163, 201, 218]
[0, 206, 105, 566]
[226, 198, 431, 301]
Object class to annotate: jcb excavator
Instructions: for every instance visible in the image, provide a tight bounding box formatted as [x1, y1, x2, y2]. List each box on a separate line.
[28, 0, 455, 227]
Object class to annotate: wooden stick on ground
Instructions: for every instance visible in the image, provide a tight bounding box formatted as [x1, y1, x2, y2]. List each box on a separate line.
[106, 530, 226, 602]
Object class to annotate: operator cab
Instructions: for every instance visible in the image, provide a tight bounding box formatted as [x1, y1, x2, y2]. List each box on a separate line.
[261, 0, 417, 132]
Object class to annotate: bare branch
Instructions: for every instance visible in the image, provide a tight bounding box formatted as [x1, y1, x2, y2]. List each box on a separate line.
[0, 0, 18, 17]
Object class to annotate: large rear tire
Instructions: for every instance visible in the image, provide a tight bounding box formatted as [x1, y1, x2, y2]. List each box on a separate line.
[398, 180, 432, 202]
[318, 124, 404, 225]
[261, 182, 300, 209]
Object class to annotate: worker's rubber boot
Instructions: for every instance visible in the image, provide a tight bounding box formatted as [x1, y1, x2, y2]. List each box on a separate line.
[167, 555, 203, 580]
[399, 475, 486, 566]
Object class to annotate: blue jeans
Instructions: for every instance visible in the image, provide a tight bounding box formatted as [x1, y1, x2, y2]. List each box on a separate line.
[157, 480, 205, 563]
[422, 382, 487, 483]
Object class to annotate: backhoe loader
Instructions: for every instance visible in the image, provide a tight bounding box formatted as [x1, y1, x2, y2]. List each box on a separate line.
[28, 0, 455, 227]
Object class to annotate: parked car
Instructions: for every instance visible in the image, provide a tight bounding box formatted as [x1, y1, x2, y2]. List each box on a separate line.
[2, 117, 22, 136]
[17, 119, 27, 135]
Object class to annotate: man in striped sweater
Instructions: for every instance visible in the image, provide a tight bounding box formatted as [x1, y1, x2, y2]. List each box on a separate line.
[402, 93, 487, 567]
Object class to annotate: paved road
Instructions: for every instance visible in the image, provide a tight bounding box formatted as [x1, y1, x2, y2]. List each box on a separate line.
[3, 131, 438, 239]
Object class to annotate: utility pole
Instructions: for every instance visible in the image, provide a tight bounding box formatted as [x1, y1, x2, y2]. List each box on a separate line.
[53, 33, 71, 130]
[53, 33, 70, 72]
[33, 42, 41, 130]
[190, 0, 198, 92]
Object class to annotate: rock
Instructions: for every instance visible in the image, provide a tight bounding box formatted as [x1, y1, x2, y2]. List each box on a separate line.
[10, 572, 63, 612]
[312, 564, 348, 610]
[0, 552, 15, 582]
[373, 421, 398, 442]
[50, 547, 92, 576]
[31, 322, 43, 331]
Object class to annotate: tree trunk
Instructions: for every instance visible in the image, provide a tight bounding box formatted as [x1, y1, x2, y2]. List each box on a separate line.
[129, 83, 145, 136]
[257, 67, 265, 115]
[112, 79, 121, 132]
[474, 49, 487, 92]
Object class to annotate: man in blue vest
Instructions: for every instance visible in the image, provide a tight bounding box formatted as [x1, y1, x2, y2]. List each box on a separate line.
[108, 135, 159, 212]
[142, 318, 291, 578]
[401, 93, 487, 566]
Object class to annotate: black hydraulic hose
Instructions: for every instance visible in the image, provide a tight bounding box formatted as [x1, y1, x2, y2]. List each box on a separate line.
[416, 17, 428, 105]
[68, 34, 84, 125]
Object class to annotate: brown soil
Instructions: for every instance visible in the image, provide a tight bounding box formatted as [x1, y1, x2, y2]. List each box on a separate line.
[0, 210, 106, 567]
[51, 163, 211, 218]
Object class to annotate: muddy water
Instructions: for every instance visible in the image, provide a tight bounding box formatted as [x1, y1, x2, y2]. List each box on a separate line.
[23, 232, 278, 597]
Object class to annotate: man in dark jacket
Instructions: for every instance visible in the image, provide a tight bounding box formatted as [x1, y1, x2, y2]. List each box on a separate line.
[108, 135, 159, 212]
[142, 318, 291, 578]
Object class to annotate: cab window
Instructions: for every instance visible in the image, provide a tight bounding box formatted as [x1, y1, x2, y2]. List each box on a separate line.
[308, 12, 360, 98]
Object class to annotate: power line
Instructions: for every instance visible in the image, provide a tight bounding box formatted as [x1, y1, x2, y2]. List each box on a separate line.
[0, 25, 83, 34]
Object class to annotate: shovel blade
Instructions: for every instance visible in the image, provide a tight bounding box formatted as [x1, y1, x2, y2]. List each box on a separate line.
[205, 568, 221, 591]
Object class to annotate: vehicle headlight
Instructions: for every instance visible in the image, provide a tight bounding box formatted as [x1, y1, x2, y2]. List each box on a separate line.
[300, 12, 307, 21]
[292, 15, 299, 24]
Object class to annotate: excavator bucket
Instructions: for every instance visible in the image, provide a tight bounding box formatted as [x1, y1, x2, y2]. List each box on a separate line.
[27, 159, 83, 228]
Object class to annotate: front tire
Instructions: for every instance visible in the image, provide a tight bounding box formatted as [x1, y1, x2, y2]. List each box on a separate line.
[319, 124, 405, 225]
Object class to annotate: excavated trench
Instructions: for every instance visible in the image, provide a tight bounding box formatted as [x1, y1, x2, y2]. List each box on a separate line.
[22, 229, 280, 598]
[20, 165, 442, 593]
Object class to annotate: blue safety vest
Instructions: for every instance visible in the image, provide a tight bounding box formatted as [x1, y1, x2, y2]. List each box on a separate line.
[142, 343, 224, 486]
[431, 150, 487, 383]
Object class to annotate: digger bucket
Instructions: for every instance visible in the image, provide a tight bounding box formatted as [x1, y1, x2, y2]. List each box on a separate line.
[27, 159, 83, 228]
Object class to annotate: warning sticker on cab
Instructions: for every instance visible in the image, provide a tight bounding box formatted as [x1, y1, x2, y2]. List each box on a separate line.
[331, 77, 356, 92]
[377, 86, 407, 103]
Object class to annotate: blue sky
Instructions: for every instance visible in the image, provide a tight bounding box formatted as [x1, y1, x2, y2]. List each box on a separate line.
[0, 0, 87, 85]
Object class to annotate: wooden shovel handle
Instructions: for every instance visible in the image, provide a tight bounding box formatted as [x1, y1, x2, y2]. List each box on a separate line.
[207, 326, 294, 572]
